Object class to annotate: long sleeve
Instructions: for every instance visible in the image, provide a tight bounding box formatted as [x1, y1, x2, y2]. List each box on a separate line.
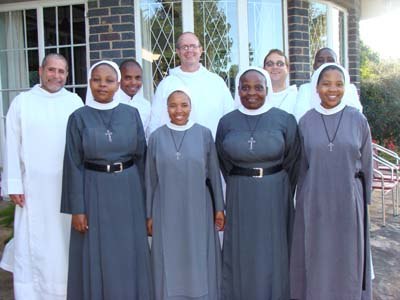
[360, 116, 373, 204]
[205, 129, 225, 212]
[133, 108, 147, 183]
[294, 83, 312, 122]
[347, 84, 363, 112]
[283, 114, 301, 196]
[2, 96, 24, 195]
[148, 79, 170, 135]
[61, 113, 85, 214]
[215, 119, 233, 182]
[219, 79, 235, 115]
[145, 134, 158, 219]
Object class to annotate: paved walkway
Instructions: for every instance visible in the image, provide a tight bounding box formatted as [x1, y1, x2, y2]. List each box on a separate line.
[0, 191, 399, 299]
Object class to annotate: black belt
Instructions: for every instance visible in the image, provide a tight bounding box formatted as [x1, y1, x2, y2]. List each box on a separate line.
[355, 171, 368, 291]
[84, 159, 134, 173]
[229, 164, 283, 178]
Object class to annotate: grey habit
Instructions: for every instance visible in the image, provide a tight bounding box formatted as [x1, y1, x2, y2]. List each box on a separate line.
[146, 123, 224, 300]
[216, 107, 300, 300]
[290, 106, 373, 300]
[61, 104, 153, 300]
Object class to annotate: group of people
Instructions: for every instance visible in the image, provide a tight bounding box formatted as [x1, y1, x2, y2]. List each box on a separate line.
[0, 31, 373, 300]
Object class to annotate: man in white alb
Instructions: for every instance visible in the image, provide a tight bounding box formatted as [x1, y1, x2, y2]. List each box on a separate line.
[0, 53, 83, 300]
[148, 32, 234, 137]
[116, 59, 151, 135]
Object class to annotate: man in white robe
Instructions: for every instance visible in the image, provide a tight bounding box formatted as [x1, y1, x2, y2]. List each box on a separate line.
[148, 32, 234, 137]
[294, 47, 362, 121]
[115, 59, 151, 135]
[0, 53, 83, 300]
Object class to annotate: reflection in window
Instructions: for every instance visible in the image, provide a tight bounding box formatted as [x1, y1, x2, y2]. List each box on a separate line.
[309, 1, 347, 69]
[140, 0, 182, 98]
[248, 0, 283, 68]
[194, 0, 238, 94]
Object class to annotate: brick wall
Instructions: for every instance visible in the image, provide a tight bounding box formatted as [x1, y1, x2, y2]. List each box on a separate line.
[287, 0, 311, 86]
[287, 0, 361, 88]
[87, 0, 136, 66]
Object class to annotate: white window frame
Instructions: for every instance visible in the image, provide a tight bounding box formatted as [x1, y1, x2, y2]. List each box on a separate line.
[0, 0, 90, 92]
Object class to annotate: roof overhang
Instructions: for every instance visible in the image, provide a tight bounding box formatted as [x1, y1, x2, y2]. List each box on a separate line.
[361, 0, 400, 20]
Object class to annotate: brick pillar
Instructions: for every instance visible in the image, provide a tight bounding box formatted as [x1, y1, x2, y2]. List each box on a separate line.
[87, 0, 136, 66]
[347, 0, 361, 89]
[287, 0, 311, 87]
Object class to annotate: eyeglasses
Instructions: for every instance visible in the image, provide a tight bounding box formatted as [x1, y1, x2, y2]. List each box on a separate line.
[264, 60, 286, 68]
[177, 44, 201, 51]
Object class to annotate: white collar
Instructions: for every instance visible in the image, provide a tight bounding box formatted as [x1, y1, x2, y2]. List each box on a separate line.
[87, 99, 120, 110]
[166, 120, 195, 131]
[238, 101, 274, 116]
[315, 102, 347, 115]
[169, 64, 204, 77]
[32, 84, 69, 98]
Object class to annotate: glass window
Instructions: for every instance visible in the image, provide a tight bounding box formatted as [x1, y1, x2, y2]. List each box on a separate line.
[194, 0, 238, 94]
[309, 1, 347, 69]
[248, 0, 284, 67]
[140, 0, 183, 98]
[138, 0, 285, 98]
[0, 3, 87, 114]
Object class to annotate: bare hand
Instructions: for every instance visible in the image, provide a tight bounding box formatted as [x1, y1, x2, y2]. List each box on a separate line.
[72, 214, 88, 233]
[10, 194, 25, 208]
[146, 218, 153, 236]
[215, 211, 225, 231]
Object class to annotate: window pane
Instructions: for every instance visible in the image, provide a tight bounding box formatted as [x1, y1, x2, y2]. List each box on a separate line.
[248, 0, 283, 67]
[44, 7, 56, 46]
[194, 0, 238, 94]
[73, 5, 85, 44]
[28, 49, 39, 87]
[26, 10, 38, 48]
[58, 47, 72, 85]
[140, 0, 182, 98]
[58, 6, 71, 45]
[74, 46, 87, 84]
[309, 2, 328, 65]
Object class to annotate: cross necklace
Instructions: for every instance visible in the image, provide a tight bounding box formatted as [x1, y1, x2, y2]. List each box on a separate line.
[244, 114, 263, 151]
[320, 106, 346, 152]
[169, 129, 188, 160]
[98, 109, 116, 142]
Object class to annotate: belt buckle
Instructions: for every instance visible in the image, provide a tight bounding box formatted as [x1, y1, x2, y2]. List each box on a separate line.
[253, 167, 263, 178]
[113, 162, 123, 173]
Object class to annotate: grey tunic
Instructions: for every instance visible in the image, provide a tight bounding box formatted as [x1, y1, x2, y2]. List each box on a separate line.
[61, 104, 153, 300]
[290, 107, 373, 300]
[215, 108, 300, 300]
[145, 123, 224, 300]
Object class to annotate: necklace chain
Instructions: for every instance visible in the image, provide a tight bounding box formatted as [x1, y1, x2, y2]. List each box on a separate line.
[244, 114, 262, 151]
[320, 106, 346, 152]
[169, 129, 188, 160]
[98, 109, 115, 142]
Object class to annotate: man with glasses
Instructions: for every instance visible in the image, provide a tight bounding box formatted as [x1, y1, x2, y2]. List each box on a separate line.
[262, 49, 297, 115]
[294, 47, 362, 121]
[148, 31, 234, 137]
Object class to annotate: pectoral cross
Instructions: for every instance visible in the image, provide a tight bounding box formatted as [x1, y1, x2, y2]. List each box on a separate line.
[176, 152, 181, 160]
[248, 136, 256, 151]
[105, 129, 113, 142]
[328, 142, 334, 152]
